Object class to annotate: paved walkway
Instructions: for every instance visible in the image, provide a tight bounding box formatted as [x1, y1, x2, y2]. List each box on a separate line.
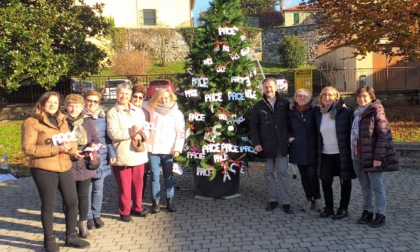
[0, 165, 419, 252]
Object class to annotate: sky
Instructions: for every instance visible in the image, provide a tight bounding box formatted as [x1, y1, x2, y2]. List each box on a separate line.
[193, 0, 303, 22]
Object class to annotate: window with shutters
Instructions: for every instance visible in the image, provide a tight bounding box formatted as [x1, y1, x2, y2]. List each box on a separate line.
[293, 13, 299, 25]
[143, 9, 157, 26]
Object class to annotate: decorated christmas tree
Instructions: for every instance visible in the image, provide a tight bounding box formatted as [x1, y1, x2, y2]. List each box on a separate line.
[176, 0, 261, 195]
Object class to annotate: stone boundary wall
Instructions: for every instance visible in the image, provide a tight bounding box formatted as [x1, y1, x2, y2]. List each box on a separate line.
[125, 25, 320, 65]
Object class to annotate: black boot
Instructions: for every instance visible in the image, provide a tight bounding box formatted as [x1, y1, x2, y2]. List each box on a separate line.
[44, 235, 60, 252]
[65, 233, 90, 249]
[167, 197, 177, 212]
[151, 199, 160, 214]
[78, 220, 91, 239]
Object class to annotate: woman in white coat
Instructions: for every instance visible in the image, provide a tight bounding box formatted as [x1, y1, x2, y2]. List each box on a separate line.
[144, 89, 185, 214]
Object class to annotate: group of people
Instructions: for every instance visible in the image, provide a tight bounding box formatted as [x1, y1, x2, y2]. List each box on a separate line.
[22, 83, 184, 252]
[250, 78, 399, 228]
[22, 76, 399, 252]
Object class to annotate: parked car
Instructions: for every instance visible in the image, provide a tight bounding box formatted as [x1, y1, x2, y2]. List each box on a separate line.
[82, 81, 96, 91]
[102, 79, 132, 100]
[4, 77, 84, 103]
[146, 79, 176, 99]
[265, 74, 288, 93]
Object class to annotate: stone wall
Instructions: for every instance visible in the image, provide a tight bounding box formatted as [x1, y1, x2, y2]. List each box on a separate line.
[125, 25, 320, 65]
[260, 24, 321, 64]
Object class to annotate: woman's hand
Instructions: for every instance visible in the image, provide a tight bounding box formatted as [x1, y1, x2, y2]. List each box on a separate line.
[373, 160, 382, 168]
[110, 158, 116, 164]
[173, 151, 180, 158]
[72, 151, 85, 160]
[58, 142, 72, 153]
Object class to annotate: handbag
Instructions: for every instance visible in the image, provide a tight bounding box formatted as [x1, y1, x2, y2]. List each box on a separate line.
[131, 130, 147, 152]
[85, 149, 100, 170]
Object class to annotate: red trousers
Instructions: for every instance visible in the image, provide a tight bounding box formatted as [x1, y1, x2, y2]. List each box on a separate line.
[112, 164, 145, 216]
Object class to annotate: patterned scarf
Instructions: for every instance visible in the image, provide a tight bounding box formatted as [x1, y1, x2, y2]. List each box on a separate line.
[351, 104, 370, 159]
[66, 110, 88, 146]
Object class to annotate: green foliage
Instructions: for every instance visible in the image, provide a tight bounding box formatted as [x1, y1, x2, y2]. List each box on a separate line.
[241, 0, 276, 16]
[177, 27, 197, 49]
[278, 35, 307, 68]
[0, 120, 27, 166]
[0, 0, 110, 90]
[178, 0, 261, 173]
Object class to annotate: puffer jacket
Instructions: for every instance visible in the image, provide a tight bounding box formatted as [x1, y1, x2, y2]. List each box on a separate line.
[85, 107, 117, 179]
[21, 107, 77, 172]
[249, 92, 289, 158]
[315, 99, 356, 180]
[287, 102, 318, 165]
[106, 103, 149, 166]
[66, 115, 100, 181]
[144, 103, 185, 154]
[358, 99, 399, 172]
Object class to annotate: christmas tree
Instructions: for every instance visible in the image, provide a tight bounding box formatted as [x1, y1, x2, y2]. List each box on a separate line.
[176, 0, 261, 185]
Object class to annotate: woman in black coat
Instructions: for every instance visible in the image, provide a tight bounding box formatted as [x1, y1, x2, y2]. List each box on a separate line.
[351, 87, 399, 228]
[315, 86, 356, 219]
[287, 88, 321, 212]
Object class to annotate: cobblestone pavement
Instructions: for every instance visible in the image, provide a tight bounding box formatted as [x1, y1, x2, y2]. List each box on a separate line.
[0, 165, 419, 252]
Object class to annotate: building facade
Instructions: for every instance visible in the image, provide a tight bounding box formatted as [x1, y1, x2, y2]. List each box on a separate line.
[83, 0, 195, 28]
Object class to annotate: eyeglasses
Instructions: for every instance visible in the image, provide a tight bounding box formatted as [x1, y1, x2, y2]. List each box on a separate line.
[132, 95, 143, 100]
[86, 99, 99, 104]
[297, 94, 309, 99]
[322, 93, 335, 98]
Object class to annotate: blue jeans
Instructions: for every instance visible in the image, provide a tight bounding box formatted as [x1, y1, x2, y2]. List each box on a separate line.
[87, 176, 104, 219]
[353, 159, 386, 215]
[149, 153, 175, 199]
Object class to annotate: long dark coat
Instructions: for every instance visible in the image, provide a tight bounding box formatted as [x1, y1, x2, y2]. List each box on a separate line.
[287, 102, 318, 165]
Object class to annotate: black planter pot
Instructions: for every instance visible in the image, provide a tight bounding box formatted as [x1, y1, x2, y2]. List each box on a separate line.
[195, 168, 240, 198]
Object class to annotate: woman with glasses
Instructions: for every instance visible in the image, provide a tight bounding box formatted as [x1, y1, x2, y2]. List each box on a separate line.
[130, 85, 150, 200]
[107, 84, 149, 222]
[315, 86, 355, 219]
[143, 89, 185, 214]
[351, 87, 398, 228]
[287, 88, 321, 212]
[83, 90, 117, 230]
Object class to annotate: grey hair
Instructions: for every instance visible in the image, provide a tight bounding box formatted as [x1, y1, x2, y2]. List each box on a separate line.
[294, 88, 312, 100]
[117, 83, 132, 95]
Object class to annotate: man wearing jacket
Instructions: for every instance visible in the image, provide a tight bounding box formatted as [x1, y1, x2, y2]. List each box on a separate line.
[249, 78, 293, 214]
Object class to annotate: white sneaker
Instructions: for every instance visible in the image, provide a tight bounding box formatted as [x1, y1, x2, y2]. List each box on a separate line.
[314, 199, 322, 212]
[301, 200, 312, 212]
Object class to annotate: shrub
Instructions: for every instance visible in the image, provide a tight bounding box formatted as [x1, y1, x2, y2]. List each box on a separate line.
[278, 35, 307, 68]
[112, 50, 152, 76]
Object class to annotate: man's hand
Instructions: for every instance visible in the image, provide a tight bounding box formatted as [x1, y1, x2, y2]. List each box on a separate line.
[254, 145, 262, 152]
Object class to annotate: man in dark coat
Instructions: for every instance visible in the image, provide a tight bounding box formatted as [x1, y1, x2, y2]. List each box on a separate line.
[249, 78, 293, 214]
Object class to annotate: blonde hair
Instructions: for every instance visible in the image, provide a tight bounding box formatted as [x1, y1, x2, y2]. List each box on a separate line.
[148, 89, 177, 108]
[64, 94, 85, 107]
[318, 86, 340, 106]
[84, 90, 102, 101]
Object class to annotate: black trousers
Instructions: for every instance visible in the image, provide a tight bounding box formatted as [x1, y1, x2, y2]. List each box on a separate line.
[320, 154, 352, 210]
[30, 168, 78, 237]
[297, 164, 321, 200]
[76, 179, 92, 221]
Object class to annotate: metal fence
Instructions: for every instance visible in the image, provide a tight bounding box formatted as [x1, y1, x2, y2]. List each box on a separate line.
[1, 67, 419, 103]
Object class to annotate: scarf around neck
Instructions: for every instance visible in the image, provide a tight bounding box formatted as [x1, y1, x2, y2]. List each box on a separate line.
[155, 102, 178, 116]
[84, 106, 105, 120]
[350, 104, 371, 159]
[319, 102, 338, 119]
[65, 110, 88, 146]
